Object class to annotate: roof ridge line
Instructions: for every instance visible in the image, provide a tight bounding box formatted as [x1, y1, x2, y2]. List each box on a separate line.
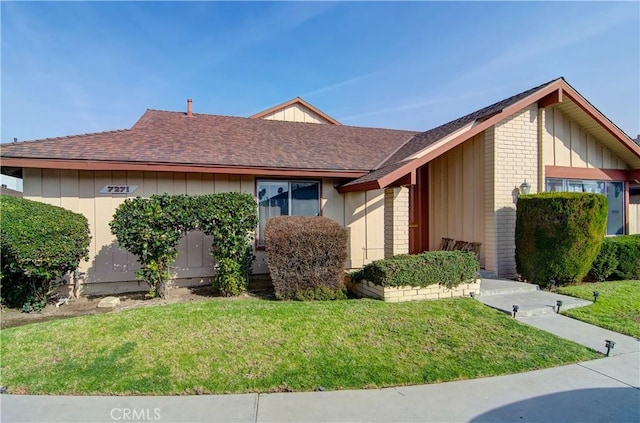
[4, 128, 132, 145]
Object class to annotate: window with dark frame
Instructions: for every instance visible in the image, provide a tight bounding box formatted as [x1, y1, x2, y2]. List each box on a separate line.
[257, 180, 320, 247]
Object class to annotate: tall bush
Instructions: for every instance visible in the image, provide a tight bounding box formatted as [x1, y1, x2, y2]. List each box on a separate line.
[196, 193, 258, 296]
[265, 216, 348, 300]
[515, 192, 607, 287]
[110, 193, 257, 298]
[1, 195, 91, 311]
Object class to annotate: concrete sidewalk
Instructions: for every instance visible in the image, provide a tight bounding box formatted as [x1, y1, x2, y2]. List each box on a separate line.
[2, 353, 638, 423]
[2, 278, 639, 423]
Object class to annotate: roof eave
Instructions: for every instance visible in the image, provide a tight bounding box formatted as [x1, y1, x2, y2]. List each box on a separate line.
[0, 157, 367, 179]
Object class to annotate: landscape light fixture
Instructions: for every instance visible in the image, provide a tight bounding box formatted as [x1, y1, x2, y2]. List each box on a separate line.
[469, 291, 475, 298]
[605, 340, 615, 357]
[556, 300, 563, 314]
[593, 291, 599, 303]
[512, 305, 519, 318]
[519, 180, 531, 195]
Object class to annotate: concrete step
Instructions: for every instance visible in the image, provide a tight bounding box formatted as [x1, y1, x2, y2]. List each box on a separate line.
[479, 278, 540, 296]
[477, 290, 592, 317]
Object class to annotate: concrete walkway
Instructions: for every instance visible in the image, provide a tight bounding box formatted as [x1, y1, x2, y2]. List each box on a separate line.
[2, 279, 639, 423]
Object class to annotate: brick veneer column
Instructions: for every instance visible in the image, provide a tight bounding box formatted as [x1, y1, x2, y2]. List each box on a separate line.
[492, 104, 539, 277]
[384, 187, 409, 258]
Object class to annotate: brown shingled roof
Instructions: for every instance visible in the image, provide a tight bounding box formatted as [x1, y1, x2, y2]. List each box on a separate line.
[1, 110, 416, 172]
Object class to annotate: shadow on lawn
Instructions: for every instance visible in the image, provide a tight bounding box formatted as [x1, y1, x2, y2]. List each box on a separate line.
[53, 341, 174, 393]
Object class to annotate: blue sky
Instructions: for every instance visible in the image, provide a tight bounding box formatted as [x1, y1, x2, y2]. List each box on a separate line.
[1, 1, 639, 188]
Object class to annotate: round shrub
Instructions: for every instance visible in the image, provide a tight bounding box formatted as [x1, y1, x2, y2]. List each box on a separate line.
[1, 195, 91, 311]
[265, 216, 348, 300]
[515, 192, 607, 287]
[589, 238, 618, 281]
[612, 235, 640, 280]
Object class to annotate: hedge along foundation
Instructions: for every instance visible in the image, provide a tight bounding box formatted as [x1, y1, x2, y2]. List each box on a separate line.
[350, 279, 482, 303]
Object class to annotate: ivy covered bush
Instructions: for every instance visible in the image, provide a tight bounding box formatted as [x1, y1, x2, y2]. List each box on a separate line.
[110, 193, 257, 298]
[515, 192, 607, 287]
[590, 235, 640, 281]
[353, 251, 479, 289]
[265, 216, 348, 300]
[0, 195, 91, 311]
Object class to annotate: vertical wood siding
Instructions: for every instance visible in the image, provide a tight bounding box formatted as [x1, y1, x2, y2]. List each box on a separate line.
[428, 133, 485, 266]
[544, 107, 627, 170]
[22, 170, 375, 288]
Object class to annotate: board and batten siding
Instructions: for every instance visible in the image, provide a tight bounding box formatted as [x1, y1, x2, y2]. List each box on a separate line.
[630, 191, 640, 235]
[542, 107, 627, 170]
[22, 169, 382, 295]
[260, 104, 329, 124]
[428, 132, 485, 267]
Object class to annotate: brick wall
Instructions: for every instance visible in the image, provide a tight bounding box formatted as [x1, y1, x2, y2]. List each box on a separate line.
[353, 279, 481, 302]
[384, 187, 409, 258]
[490, 104, 539, 277]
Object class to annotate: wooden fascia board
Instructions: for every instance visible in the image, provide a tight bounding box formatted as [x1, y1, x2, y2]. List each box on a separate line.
[560, 84, 640, 159]
[375, 81, 566, 189]
[336, 180, 382, 194]
[545, 165, 629, 181]
[537, 88, 563, 108]
[0, 158, 366, 179]
[387, 170, 416, 188]
[625, 169, 640, 182]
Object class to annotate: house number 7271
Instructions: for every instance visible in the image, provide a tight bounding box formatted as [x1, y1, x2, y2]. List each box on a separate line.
[98, 185, 139, 194]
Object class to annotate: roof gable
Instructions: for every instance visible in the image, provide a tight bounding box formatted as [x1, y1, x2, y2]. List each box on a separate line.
[250, 97, 341, 125]
[339, 78, 640, 192]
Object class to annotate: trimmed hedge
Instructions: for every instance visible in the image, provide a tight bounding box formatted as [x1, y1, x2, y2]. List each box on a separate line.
[590, 235, 640, 281]
[0, 195, 91, 311]
[355, 251, 479, 289]
[515, 192, 607, 287]
[265, 216, 348, 300]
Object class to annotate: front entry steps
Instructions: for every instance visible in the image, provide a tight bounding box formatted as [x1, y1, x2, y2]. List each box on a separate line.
[477, 278, 592, 317]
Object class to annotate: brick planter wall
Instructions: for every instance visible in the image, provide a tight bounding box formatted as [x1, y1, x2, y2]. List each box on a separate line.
[352, 279, 481, 303]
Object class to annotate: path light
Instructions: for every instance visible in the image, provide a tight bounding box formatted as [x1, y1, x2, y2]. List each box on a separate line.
[605, 340, 616, 357]
[556, 300, 563, 313]
[593, 291, 599, 303]
[512, 305, 519, 318]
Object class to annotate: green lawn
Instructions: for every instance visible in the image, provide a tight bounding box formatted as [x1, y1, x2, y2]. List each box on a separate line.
[0, 298, 599, 395]
[557, 280, 640, 338]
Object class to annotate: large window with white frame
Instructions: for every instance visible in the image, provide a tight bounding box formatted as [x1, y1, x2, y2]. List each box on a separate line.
[257, 180, 321, 247]
[545, 178, 625, 235]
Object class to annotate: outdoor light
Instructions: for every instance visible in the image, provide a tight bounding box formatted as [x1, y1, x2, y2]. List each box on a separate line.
[605, 340, 616, 357]
[469, 291, 475, 298]
[556, 300, 563, 314]
[593, 291, 600, 303]
[512, 305, 519, 318]
[520, 180, 531, 195]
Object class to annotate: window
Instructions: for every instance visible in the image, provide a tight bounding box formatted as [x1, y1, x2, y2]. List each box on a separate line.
[545, 178, 624, 235]
[257, 180, 320, 246]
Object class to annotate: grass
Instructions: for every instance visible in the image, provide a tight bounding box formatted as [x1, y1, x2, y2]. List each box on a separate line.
[557, 280, 640, 338]
[0, 297, 600, 395]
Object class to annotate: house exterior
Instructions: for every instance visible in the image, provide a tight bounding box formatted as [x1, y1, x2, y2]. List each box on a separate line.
[2, 78, 639, 295]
